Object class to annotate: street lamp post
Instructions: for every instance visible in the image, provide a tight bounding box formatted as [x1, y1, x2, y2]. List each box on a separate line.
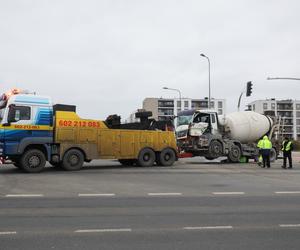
[200, 53, 211, 109]
[162, 87, 182, 111]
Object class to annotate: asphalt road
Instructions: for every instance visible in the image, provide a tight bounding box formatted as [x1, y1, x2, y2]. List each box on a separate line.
[1, 156, 300, 250]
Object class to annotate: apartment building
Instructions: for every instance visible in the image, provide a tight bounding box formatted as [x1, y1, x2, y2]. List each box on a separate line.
[143, 97, 226, 121]
[247, 99, 300, 140]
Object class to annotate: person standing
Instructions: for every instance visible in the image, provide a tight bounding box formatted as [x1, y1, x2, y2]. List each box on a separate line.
[281, 137, 293, 169]
[261, 135, 272, 168]
[256, 137, 264, 166]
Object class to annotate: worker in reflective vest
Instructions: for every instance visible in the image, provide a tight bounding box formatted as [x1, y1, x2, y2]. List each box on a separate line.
[261, 135, 272, 168]
[281, 137, 293, 169]
[257, 138, 263, 166]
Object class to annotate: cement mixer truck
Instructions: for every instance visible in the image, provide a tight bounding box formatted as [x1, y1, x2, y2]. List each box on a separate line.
[176, 109, 280, 162]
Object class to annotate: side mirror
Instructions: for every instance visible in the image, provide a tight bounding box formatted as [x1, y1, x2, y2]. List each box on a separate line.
[2, 122, 10, 127]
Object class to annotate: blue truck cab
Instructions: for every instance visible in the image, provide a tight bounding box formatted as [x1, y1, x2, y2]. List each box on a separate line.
[0, 91, 54, 172]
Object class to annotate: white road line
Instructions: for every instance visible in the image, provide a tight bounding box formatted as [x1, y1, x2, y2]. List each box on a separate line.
[0, 231, 17, 235]
[279, 224, 300, 228]
[75, 228, 132, 233]
[183, 226, 233, 230]
[5, 194, 44, 198]
[78, 193, 116, 197]
[275, 191, 300, 194]
[213, 192, 245, 195]
[148, 193, 182, 196]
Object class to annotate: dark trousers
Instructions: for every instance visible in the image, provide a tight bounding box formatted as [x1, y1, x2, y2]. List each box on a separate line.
[261, 149, 271, 168]
[283, 151, 292, 168]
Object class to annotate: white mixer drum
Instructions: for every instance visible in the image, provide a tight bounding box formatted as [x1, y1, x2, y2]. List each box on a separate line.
[224, 111, 273, 143]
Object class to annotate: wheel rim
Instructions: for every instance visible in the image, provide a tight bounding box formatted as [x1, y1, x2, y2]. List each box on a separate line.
[164, 153, 171, 161]
[28, 155, 41, 168]
[69, 154, 79, 166]
[231, 147, 240, 159]
[143, 154, 150, 162]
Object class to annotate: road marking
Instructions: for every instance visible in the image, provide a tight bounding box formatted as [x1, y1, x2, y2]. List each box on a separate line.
[0, 231, 17, 235]
[78, 193, 116, 197]
[183, 226, 233, 230]
[279, 224, 300, 228]
[213, 192, 245, 195]
[148, 193, 182, 196]
[75, 228, 132, 233]
[275, 191, 300, 194]
[5, 194, 44, 198]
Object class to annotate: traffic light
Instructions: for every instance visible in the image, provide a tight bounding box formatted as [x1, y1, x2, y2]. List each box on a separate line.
[246, 81, 253, 97]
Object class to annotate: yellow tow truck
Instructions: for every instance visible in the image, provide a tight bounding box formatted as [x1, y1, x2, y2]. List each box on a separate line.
[0, 90, 177, 172]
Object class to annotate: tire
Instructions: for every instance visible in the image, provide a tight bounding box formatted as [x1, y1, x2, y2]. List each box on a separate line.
[20, 149, 46, 173]
[137, 148, 155, 167]
[61, 149, 84, 171]
[270, 148, 277, 162]
[227, 144, 241, 163]
[118, 159, 136, 166]
[157, 148, 176, 166]
[208, 140, 223, 158]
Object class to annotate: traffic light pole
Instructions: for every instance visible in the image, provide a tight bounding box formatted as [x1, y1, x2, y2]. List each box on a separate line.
[237, 91, 244, 111]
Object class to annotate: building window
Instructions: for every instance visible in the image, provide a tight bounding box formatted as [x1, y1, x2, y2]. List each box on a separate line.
[177, 101, 181, 108]
[218, 101, 223, 109]
[296, 111, 300, 117]
[263, 103, 268, 110]
[271, 103, 275, 110]
[210, 102, 215, 109]
[158, 101, 174, 107]
[184, 101, 189, 108]
[253, 104, 255, 111]
[218, 109, 223, 115]
[297, 104, 300, 110]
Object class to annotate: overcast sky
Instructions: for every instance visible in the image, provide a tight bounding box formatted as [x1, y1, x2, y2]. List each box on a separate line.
[1, 0, 300, 120]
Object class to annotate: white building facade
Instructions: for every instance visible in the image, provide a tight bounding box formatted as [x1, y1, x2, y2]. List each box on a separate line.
[143, 97, 226, 121]
[248, 99, 300, 140]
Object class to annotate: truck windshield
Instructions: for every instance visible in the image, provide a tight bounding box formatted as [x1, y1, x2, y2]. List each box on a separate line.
[177, 115, 193, 126]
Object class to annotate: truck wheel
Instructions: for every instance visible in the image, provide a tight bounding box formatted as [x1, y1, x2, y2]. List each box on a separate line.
[270, 148, 277, 162]
[227, 145, 241, 163]
[62, 149, 84, 171]
[157, 148, 176, 166]
[20, 149, 46, 173]
[208, 140, 223, 158]
[137, 148, 155, 167]
[118, 159, 136, 166]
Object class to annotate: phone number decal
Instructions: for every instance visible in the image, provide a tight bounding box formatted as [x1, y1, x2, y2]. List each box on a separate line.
[58, 120, 101, 128]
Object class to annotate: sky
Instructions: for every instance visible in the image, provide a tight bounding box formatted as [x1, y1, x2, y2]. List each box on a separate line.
[0, 0, 300, 120]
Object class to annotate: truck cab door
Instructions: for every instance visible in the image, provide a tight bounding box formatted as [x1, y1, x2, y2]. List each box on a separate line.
[4, 105, 32, 155]
[210, 113, 219, 135]
[189, 113, 210, 136]
[0, 121, 4, 157]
